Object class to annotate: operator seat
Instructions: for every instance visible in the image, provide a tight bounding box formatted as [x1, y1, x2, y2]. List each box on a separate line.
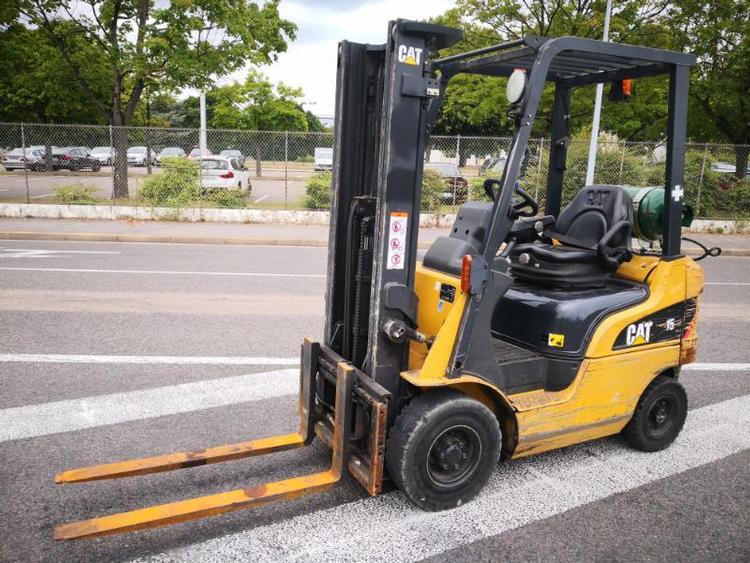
[509, 185, 634, 288]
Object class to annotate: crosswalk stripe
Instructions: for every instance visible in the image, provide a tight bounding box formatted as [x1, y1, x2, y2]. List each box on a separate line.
[134, 394, 750, 563]
[0, 368, 298, 443]
[0, 353, 746, 371]
[0, 353, 300, 365]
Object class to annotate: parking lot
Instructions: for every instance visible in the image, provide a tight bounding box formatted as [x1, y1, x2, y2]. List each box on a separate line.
[0, 167, 310, 206]
[0, 239, 748, 562]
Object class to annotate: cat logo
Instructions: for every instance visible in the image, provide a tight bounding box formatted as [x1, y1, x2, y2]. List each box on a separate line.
[397, 45, 423, 66]
[626, 320, 653, 346]
[585, 190, 609, 207]
[548, 333, 565, 348]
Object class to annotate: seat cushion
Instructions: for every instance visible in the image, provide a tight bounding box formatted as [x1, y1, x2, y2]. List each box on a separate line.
[509, 243, 611, 288]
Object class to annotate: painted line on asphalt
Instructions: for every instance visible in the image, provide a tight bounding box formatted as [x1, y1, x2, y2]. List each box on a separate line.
[0, 248, 119, 254]
[253, 195, 269, 203]
[135, 394, 750, 563]
[0, 353, 300, 365]
[0, 354, 744, 372]
[683, 363, 750, 371]
[30, 193, 54, 199]
[0, 368, 298, 442]
[705, 282, 750, 286]
[0, 266, 325, 278]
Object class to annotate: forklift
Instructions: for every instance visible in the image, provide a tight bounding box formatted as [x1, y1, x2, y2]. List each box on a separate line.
[54, 20, 710, 539]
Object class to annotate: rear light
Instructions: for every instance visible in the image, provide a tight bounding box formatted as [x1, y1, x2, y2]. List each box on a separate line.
[63, 154, 72, 160]
[679, 302, 699, 364]
[460, 254, 473, 293]
[219, 171, 234, 179]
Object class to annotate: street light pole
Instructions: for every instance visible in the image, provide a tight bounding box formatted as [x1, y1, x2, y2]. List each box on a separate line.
[585, 0, 613, 186]
[199, 91, 208, 157]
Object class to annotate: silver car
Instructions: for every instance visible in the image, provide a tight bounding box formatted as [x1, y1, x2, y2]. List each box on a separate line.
[127, 146, 154, 166]
[156, 147, 186, 165]
[90, 147, 114, 165]
[2, 148, 44, 171]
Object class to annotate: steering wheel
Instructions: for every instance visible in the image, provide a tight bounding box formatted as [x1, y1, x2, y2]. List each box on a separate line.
[483, 179, 539, 218]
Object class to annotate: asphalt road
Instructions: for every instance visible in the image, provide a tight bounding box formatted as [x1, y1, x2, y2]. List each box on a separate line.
[0, 167, 309, 206]
[0, 239, 748, 562]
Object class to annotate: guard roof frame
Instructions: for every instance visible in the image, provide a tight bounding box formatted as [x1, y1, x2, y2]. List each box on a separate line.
[430, 35, 696, 260]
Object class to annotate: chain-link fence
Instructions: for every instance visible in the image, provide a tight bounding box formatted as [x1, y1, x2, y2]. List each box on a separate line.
[1, 123, 748, 219]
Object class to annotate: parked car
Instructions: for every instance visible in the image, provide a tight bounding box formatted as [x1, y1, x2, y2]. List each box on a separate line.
[479, 153, 508, 176]
[425, 162, 469, 204]
[44, 147, 101, 171]
[155, 147, 187, 165]
[127, 146, 154, 166]
[199, 156, 251, 193]
[90, 146, 114, 165]
[188, 146, 213, 160]
[314, 147, 333, 171]
[219, 149, 245, 164]
[711, 161, 750, 180]
[2, 148, 44, 171]
[74, 146, 92, 156]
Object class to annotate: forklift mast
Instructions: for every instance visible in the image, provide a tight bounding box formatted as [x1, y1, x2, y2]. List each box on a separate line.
[324, 21, 462, 403]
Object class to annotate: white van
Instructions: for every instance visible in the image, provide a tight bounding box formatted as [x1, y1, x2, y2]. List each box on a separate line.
[314, 147, 333, 171]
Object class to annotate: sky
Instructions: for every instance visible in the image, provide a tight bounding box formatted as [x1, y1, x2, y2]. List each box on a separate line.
[245, 0, 454, 119]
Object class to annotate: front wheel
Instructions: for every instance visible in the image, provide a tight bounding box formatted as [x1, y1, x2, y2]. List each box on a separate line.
[385, 389, 501, 511]
[622, 375, 687, 452]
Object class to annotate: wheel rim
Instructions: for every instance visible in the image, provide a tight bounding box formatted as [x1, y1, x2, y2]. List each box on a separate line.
[426, 425, 482, 488]
[646, 397, 676, 437]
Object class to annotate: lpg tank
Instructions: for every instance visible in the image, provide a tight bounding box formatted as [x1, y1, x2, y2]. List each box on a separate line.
[623, 186, 694, 241]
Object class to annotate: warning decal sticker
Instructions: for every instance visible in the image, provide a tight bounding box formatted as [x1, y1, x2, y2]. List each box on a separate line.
[387, 211, 408, 270]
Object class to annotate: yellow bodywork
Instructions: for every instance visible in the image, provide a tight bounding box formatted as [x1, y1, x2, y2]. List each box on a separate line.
[402, 256, 703, 458]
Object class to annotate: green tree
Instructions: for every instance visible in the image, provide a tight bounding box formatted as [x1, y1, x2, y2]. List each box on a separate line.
[0, 23, 108, 125]
[668, 0, 750, 178]
[14, 0, 295, 197]
[431, 2, 680, 151]
[209, 72, 310, 175]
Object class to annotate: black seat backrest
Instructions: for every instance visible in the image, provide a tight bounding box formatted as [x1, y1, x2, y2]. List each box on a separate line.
[448, 201, 493, 250]
[422, 201, 492, 275]
[557, 185, 633, 247]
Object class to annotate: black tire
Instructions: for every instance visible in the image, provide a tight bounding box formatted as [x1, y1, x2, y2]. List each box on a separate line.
[622, 375, 687, 452]
[385, 389, 501, 511]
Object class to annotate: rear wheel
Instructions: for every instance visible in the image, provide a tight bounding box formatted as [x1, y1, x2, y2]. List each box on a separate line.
[385, 389, 501, 511]
[622, 375, 687, 452]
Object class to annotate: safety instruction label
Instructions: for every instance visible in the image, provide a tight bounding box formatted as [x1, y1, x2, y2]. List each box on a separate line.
[386, 211, 408, 270]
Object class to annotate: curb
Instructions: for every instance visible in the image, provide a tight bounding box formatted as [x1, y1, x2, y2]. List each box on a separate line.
[1, 230, 748, 255]
[0, 231, 330, 247]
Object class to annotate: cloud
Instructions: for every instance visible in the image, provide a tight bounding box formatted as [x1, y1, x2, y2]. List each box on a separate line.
[259, 0, 455, 117]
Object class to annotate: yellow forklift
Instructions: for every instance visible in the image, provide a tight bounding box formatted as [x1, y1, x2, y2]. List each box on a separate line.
[54, 20, 713, 539]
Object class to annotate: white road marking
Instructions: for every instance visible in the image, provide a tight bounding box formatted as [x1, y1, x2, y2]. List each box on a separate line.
[0, 354, 743, 372]
[253, 195, 269, 203]
[29, 192, 54, 199]
[0, 353, 299, 365]
[0, 248, 119, 258]
[0, 368, 298, 442]
[683, 363, 750, 371]
[0, 266, 325, 278]
[1, 248, 119, 254]
[135, 394, 750, 563]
